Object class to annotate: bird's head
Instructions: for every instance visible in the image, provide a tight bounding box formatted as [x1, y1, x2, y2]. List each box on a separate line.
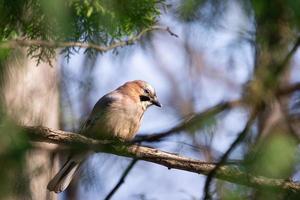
[118, 80, 161, 110]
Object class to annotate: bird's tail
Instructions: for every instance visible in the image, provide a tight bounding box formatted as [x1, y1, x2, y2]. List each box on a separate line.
[47, 158, 82, 193]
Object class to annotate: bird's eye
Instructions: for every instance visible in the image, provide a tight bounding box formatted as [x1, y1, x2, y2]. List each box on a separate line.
[144, 88, 150, 94]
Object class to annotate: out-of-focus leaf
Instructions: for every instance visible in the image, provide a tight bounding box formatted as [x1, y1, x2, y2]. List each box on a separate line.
[0, 47, 11, 60]
[247, 134, 297, 179]
[177, 0, 203, 21]
[0, 118, 31, 198]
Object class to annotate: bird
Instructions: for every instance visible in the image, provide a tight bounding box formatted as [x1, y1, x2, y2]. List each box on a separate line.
[47, 80, 161, 193]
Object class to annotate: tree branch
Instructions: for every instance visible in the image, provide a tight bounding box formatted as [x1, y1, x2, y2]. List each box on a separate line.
[22, 126, 300, 193]
[0, 26, 178, 52]
[135, 100, 242, 142]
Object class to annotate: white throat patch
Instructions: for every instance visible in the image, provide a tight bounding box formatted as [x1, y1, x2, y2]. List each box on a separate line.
[140, 100, 152, 110]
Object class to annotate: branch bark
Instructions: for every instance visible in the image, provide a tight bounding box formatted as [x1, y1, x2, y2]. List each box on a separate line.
[22, 126, 300, 193]
[0, 26, 178, 52]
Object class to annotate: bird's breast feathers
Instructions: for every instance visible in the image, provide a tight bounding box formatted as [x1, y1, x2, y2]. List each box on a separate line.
[84, 91, 145, 140]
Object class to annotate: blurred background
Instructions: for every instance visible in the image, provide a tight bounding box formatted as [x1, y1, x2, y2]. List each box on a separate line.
[0, 0, 300, 199]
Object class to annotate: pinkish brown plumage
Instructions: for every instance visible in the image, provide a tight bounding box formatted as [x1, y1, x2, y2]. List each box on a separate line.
[47, 80, 161, 193]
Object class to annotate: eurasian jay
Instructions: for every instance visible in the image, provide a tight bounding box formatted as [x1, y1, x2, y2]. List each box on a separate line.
[47, 80, 161, 193]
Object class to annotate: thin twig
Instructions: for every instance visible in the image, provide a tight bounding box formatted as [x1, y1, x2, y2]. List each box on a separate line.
[0, 26, 178, 52]
[277, 83, 300, 96]
[134, 100, 242, 142]
[279, 37, 300, 69]
[134, 82, 300, 143]
[203, 107, 259, 200]
[104, 159, 138, 200]
[277, 97, 300, 142]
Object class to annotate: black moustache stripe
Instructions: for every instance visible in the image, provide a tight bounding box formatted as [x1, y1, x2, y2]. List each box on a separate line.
[140, 95, 151, 102]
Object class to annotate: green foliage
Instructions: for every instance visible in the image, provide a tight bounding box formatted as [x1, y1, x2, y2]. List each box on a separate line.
[176, 0, 229, 28]
[252, 0, 300, 30]
[242, 132, 298, 199]
[218, 135, 298, 199]
[0, 48, 11, 61]
[0, 118, 31, 198]
[0, 0, 163, 64]
[250, 134, 297, 178]
[177, 0, 203, 22]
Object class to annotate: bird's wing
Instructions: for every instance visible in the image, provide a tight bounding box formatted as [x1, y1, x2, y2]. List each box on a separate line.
[79, 91, 122, 136]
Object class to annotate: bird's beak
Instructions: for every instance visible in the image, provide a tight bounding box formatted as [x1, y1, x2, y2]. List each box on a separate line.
[151, 97, 162, 107]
